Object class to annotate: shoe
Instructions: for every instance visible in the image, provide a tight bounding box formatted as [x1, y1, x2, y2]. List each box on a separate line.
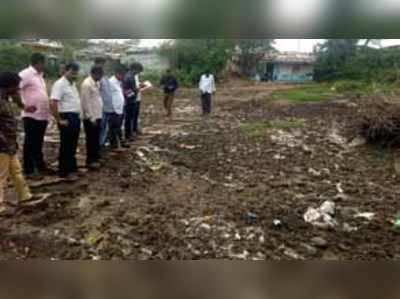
[0, 204, 17, 217]
[18, 193, 51, 207]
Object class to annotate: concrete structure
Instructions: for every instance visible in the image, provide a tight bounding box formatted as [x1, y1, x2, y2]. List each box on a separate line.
[231, 51, 316, 83]
[260, 51, 316, 82]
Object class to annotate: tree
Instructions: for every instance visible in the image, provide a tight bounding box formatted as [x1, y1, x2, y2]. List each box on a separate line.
[159, 39, 235, 85]
[0, 44, 31, 73]
[235, 39, 275, 76]
[314, 39, 360, 81]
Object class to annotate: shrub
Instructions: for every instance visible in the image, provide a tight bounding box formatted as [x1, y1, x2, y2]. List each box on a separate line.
[0, 44, 32, 73]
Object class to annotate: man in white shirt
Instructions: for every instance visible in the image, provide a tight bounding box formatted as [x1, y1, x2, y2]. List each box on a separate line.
[50, 62, 81, 179]
[199, 70, 216, 116]
[108, 65, 127, 150]
[80, 66, 104, 169]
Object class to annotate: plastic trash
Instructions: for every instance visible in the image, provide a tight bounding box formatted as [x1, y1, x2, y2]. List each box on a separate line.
[304, 201, 337, 229]
[243, 212, 258, 225]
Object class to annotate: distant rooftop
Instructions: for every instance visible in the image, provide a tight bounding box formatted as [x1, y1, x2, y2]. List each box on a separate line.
[263, 51, 316, 64]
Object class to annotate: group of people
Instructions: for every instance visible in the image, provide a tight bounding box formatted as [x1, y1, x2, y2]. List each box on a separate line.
[0, 52, 217, 214]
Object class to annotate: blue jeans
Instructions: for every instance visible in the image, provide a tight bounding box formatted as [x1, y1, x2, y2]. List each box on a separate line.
[99, 112, 112, 147]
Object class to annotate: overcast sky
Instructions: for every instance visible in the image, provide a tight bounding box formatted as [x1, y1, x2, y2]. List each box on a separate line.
[139, 39, 400, 52]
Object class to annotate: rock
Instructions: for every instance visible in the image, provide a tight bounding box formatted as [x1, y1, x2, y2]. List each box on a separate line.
[343, 223, 358, 233]
[348, 136, 366, 148]
[322, 251, 339, 260]
[308, 168, 322, 177]
[301, 243, 318, 255]
[311, 237, 328, 248]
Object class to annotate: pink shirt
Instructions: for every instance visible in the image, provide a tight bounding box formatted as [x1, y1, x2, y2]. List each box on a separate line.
[19, 66, 50, 121]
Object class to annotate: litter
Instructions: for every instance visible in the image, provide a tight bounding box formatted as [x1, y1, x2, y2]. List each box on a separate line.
[354, 212, 375, 221]
[177, 144, 198, 150]
[304, 201, 338, 229]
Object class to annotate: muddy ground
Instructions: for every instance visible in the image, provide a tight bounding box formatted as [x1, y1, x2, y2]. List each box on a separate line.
[1, 81, 399, 260]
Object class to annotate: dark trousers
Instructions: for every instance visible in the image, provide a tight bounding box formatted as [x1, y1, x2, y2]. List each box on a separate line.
[124, 103, 135, 139]
[59, 113, 81, 177]
[109, 113, 123, 148]
[83, 119, 102, 165]
[23, 117, 48, 175]
[133, 101, 141, 133]
[164, 92, 175, 116]
[201, 93, 212, 115]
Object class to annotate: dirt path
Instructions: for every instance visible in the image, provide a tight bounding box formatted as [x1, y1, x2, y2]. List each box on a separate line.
[1, 83, 400, 260]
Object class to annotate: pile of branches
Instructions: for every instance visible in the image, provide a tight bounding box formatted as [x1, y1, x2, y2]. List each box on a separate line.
[358, 95, 400, 148]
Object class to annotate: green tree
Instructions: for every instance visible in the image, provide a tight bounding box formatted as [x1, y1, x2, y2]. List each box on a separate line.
[314, 39, 360, 81]
[159, 39, 235, 85]
[236, 39, 275, 76]
[0, 44, 32, 73]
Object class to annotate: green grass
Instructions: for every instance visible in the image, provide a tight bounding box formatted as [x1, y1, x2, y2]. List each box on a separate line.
[271, 84, 337, 102]
[240, 118, 305, 138]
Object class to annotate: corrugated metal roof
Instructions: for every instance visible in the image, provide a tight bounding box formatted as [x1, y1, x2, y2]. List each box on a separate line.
[263, 51, 316, 64]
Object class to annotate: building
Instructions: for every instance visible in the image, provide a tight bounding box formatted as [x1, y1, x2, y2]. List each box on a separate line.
[231, 51, 316, 83]
[260, 51, 316, 82]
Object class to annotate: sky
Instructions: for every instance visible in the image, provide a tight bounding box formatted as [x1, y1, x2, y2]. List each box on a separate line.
[139, 39, 400, 52]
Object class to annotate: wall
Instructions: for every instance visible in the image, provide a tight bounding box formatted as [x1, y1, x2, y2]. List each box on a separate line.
[274, 63, 314, 82]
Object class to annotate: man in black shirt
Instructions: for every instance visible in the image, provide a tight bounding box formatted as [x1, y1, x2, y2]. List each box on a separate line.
[160, 69, 179, 118]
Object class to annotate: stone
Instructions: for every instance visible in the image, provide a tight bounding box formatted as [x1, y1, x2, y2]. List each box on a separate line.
[311, 237, 328, 248]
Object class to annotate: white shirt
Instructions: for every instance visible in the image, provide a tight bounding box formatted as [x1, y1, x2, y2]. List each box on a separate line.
[109, 76, 125, 115]
[135, 74, 142, 102]
[199, 74, 216, 94]
[51, 77, 81, 113]
[80, 76, 103, 121]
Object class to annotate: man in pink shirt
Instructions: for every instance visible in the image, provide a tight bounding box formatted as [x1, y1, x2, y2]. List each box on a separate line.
[19, 53, 51, 177]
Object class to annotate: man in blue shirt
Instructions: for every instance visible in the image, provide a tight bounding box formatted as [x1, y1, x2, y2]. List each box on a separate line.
[94, 57, 114, 148]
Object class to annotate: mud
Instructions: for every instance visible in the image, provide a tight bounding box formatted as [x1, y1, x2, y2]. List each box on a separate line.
[1, 82, 400, 260]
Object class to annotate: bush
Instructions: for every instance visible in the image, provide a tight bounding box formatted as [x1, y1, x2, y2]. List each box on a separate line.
[0, 44, 32, 73]
[158, 39, 234, 86]
[358, 96, 400, 148]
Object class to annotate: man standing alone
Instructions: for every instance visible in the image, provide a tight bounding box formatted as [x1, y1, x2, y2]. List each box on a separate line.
[160, 69, 179, 118]
[19, 53, 51, 177]
[199, 70, 216, 116]
[80, 66, 104, 169]
[50, 62, 81, 179]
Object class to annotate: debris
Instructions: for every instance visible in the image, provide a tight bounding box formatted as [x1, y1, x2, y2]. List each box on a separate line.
[328, 128, 347, 146]
[308, 168, 322, 177]
[311, 237, 328, 248]
[177, 144, 198, 150]
[336, 183, 344, 194]
[393, 216, 400, 229]
[279, 245, 304, 260]
[343, 223, 358, 233]
[304, 201, 338, 229]
[348, 136, 366, 148]
[354, 212, 375, 221]
[273, 219, 282, 228]
[243, 212, 258, 225]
